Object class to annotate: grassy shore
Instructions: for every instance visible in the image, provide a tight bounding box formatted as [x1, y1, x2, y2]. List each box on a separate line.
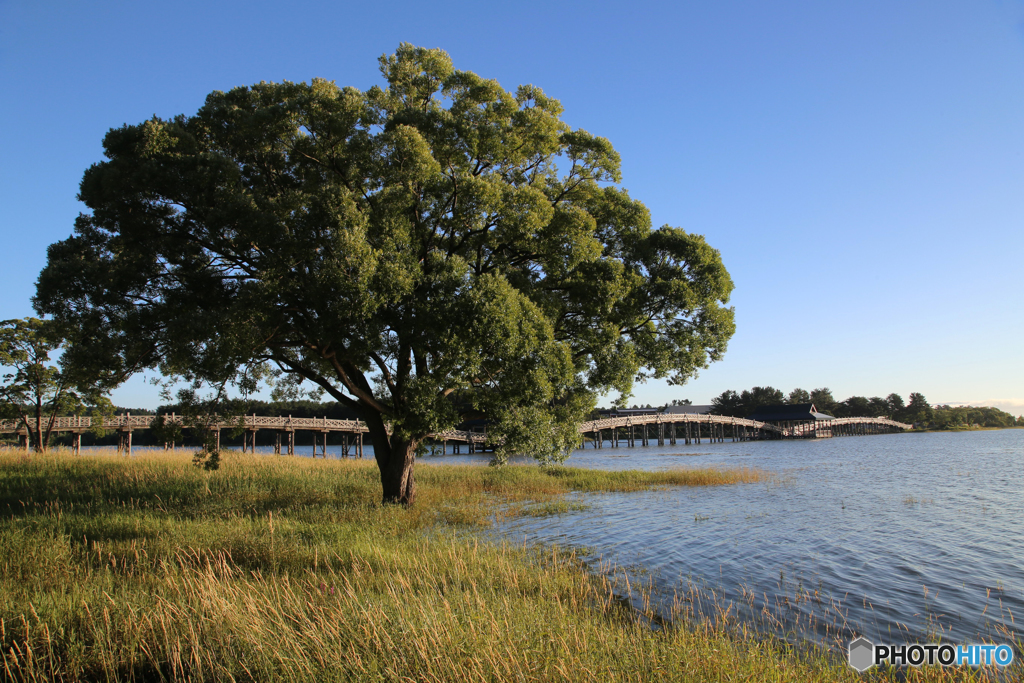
[0, 449, 1009, 682]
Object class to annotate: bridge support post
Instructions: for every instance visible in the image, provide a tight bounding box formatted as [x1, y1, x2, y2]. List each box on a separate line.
[73, 432, 81, 455]
[287, 430, 294, 456]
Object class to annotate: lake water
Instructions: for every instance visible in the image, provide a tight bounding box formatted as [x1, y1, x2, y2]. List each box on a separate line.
[419, 429, 1024, 650]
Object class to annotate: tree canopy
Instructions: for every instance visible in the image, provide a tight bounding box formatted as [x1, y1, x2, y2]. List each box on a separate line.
[706, 386, 994, 427]
[35, 44, 736, 504]
[710, 386, 784, 417]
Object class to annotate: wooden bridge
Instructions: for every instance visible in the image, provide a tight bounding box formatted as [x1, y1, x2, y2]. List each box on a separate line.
[576, 413, 912, 448]
[0, 414, 488, 457]
[0, 411, 912, 456]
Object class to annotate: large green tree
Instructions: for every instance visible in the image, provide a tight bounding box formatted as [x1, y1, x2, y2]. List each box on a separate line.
[35, 45, 735, 504]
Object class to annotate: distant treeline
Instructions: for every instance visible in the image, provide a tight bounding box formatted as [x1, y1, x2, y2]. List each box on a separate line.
[707, 387, 1022, 428]
[929, 404, 1021, 429]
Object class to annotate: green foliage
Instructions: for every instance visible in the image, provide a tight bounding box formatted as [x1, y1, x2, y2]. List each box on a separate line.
[0, 318, 112, 452]
[886, 393, 906, 418]
[710, 389, 743, 416]
[787, 388, 810, 404]
[35, 44, 735, 502]
[905, 392, 933, 424]
[706, 387, 1012, 427]
[710, 386, 784, 417]
[809, 387, 836, 415]
[930, 405, 1019, 430]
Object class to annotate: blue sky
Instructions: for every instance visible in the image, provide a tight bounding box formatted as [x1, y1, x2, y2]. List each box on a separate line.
[1, 0, 1022, 414]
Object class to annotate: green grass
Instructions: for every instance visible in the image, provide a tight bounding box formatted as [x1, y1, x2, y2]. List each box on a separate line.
[0, 449, 1010, 682]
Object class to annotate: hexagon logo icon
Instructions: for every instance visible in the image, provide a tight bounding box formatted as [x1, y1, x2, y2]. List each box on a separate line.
[848, 636, 875, 672]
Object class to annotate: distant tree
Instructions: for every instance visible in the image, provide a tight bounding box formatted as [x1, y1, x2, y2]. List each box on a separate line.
[669, 398, 692, 406]
[810, 387, 837, 415]
[905, 392, 933, 425]
[886, 393, 905, 420]
[930, 405, 967, 430]
[740, 386, 785, 412]
[787, 388, 810, 404]
[868, 396, 889, 418]
[710, 386, 783, 417]
[710, 390, 743, 417]
[840, 396, 872, 418]
[0, 318, 110, 452]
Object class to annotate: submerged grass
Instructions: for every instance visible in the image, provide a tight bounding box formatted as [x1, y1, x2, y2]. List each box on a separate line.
[0, 449, 1011, 682]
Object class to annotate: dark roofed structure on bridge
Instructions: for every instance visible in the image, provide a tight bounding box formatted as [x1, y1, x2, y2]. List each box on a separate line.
[746, 403, 834, 422]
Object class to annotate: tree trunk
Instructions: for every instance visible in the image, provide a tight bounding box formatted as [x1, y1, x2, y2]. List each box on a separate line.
[34, 396, 43, 454]
[363, 413, 419, 506]
[380, 436, 417, 506]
